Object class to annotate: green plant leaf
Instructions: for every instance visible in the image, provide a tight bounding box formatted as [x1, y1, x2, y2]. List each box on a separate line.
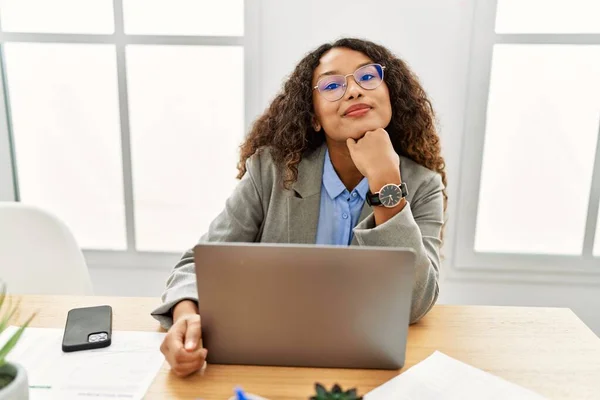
[311, 383, 362, 400]
[0, 298, 20, 335]
[0, 312, 35, 366]
[0, 283, 6, 313]
[315, 383, 327, 396]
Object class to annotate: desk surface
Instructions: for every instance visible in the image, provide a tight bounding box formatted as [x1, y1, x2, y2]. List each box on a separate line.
[12, 295, 600, 400]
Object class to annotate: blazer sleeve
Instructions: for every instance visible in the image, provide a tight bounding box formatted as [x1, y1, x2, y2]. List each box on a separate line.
[151, 157, 265, 329]
[352, 173, 445, 324]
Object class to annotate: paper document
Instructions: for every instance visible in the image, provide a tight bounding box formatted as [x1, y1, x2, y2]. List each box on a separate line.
[0, 326, 166, 400]
[364, 351, 547, 400]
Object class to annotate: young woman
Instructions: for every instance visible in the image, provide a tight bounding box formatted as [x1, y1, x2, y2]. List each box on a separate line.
[153, 38, 447, 377]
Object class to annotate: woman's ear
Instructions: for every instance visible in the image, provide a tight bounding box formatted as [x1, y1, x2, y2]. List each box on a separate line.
[312, 117, 322, 132]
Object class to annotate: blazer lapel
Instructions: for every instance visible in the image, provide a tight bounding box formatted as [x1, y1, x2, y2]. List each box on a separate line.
[287, 195, 321, 244]
[287, 144, 327, 244]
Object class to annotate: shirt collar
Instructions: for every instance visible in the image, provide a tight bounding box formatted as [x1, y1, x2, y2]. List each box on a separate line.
[322, 149, 369, 200]
[354, 175, 370, 200]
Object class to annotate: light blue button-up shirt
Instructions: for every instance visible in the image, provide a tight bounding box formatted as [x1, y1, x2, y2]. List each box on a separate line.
[315, 149, 370, 246]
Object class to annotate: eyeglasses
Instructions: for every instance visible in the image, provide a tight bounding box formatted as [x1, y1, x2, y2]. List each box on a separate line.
[313, 63, 385, 102]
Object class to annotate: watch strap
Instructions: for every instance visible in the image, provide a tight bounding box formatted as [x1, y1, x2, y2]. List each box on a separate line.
[366, 191, 382, 206]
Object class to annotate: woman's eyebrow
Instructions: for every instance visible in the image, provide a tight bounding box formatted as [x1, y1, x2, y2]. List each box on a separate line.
[316, 62, 373, 80]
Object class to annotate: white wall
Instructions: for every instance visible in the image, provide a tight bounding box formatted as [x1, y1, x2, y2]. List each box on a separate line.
[89, 0, 600, 336]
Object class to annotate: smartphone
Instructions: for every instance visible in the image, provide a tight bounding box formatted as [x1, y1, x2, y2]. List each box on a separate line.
[62, 305, 113, 352]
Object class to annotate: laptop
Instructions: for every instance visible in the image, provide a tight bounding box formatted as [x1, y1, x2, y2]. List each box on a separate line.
[194, 242, 416, 370]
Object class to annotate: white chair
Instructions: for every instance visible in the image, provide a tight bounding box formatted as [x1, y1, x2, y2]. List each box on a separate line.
[0, 202, 93, 295]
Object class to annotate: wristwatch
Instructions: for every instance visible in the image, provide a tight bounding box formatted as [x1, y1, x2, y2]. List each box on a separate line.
[366, 182, 408, 208]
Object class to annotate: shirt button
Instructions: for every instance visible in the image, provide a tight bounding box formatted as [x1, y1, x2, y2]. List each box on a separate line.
[342, 213, 349, 219]
[352, 192, 357, 197]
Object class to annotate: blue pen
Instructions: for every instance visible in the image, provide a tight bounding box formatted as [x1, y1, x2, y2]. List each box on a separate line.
[235, 387, 249, 400]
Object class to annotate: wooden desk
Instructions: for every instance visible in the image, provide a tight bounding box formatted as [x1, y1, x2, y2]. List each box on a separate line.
[12, 295, 600, 400]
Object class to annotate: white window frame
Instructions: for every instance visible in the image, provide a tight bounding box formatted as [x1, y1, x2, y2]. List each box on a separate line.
[0, 61, 16, 202]
[0, 0, 261, 270]
[451, 0, 600, 284]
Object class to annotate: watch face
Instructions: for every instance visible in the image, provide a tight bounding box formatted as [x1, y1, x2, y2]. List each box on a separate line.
[379, 184, 403, 208]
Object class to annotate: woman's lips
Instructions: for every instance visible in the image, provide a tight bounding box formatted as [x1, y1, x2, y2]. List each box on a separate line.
[344, 106, 372, 118]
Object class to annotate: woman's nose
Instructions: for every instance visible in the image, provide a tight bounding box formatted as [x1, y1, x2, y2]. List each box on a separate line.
[344, 76, 363, 100]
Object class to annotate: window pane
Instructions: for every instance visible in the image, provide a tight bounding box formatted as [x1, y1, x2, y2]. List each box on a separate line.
[122, 0, 243, 36]
[475, 45, 600, 255]
[496, 0, 600, 33]
[126, 45, 244, 252]
[4, 43, 126, 250]
[0, 0, 114, 33]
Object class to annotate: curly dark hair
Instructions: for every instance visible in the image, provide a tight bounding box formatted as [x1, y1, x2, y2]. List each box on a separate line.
[238, 37, 447, 215]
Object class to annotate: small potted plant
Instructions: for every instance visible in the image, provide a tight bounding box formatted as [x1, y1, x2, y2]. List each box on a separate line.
[310, 383, 362, 400]
[0, 283, 35, 400]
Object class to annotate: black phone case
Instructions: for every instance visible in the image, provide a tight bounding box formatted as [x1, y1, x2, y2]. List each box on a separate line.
[62, 305, 113, 352]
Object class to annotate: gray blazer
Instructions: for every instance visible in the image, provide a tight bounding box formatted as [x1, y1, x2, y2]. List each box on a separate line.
[151, 143, 445, 328]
